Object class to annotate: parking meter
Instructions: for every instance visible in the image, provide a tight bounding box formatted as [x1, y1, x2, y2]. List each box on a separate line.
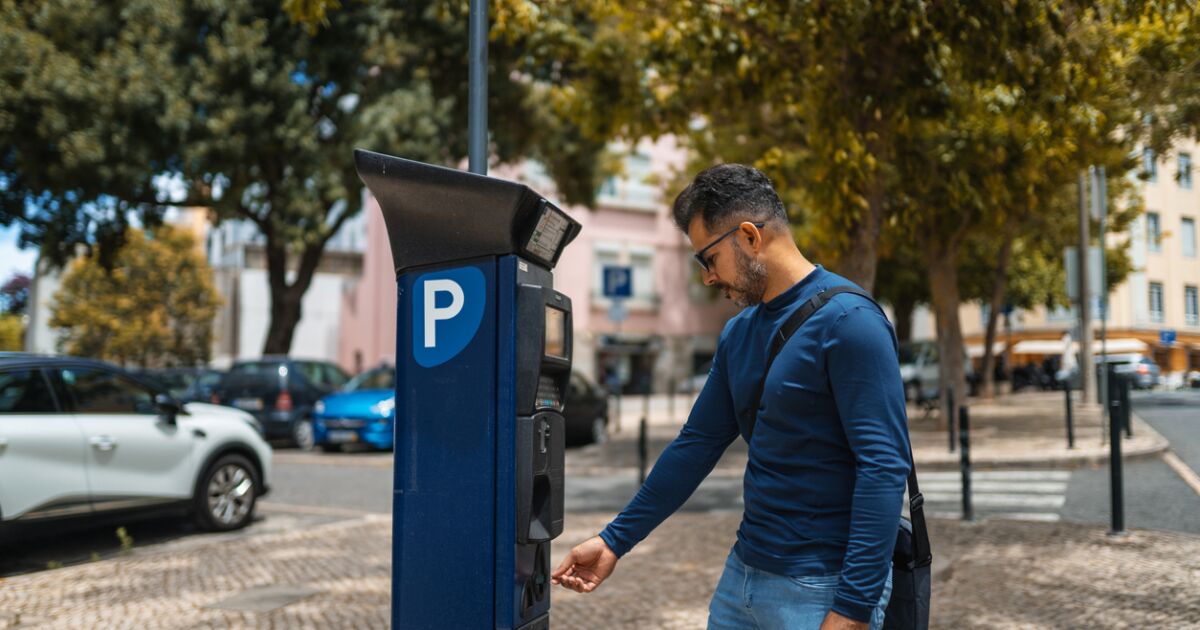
[355, 149, 581, 629]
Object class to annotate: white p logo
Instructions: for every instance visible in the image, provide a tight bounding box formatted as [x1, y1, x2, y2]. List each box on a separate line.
[424, 279, 465, 348]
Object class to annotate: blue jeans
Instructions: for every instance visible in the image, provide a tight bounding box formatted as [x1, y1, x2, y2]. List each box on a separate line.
[708, 549, 892, 630]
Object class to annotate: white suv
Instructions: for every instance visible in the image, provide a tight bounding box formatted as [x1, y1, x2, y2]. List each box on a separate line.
[0, 355, 271, 538]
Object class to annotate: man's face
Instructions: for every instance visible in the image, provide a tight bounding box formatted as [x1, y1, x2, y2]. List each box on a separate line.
[687, 217, 769, 308]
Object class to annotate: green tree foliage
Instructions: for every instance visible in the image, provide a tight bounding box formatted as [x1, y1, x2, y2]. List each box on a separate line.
[0, 314, 21, 351]
[49, 226, 221, 367]
[499, 1, 1147, 415]
[1, 0, 603, 354]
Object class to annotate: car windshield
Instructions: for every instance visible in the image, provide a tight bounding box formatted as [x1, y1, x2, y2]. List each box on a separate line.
[229, 361, 286, 376]
[343, 367, 395, 392]
[155, 372, 195, 395]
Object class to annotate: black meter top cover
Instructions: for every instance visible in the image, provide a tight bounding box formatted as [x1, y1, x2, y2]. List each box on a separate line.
[354, 149, 582, 275]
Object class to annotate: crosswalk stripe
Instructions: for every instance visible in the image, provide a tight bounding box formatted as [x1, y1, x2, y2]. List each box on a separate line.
[919, 470, 1071, 482]
[921, 492, 1066, 508]
[919, 481, 1068, 494]
[926, 510, 1061, 523]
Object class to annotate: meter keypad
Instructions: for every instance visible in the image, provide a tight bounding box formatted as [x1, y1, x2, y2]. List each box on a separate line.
[535, 375, 563, 411]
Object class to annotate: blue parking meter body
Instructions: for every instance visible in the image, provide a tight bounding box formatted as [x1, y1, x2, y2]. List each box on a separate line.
[355, 150, 582, 629]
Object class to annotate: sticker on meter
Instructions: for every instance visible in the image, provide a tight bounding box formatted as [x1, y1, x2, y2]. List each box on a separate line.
[413, 266, 486, 368]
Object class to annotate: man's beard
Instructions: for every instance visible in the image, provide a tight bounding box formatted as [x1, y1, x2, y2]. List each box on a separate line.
[722, 244, 768, 308]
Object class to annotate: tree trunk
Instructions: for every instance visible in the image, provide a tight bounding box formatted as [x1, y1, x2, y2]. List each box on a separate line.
[979, 231, 1016, 399]
[838, 182, 885, 292]
[927, 244, 967, 431]
[260, 234, 324, 356]
[892, 296, 917, 344]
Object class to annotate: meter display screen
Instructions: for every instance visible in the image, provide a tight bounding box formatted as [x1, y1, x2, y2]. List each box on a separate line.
[525, 203, 571, 262]
[545, 306, 567, 359]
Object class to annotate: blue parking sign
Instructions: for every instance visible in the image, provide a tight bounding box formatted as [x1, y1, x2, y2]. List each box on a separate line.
[603, 265, 633, 298]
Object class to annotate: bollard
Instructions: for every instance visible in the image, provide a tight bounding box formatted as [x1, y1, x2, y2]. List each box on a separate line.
[1121, 376, 1133, 438]
[1108, 367, 1125, 536]
[1064, 384, 1076, 449]
[946, 387, 957, 454]
[638, 416, 648, 485]
[959, 404, 974, 522]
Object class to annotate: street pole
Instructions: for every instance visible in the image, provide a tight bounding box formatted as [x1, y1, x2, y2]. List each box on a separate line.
[1092, 167, 1110, 425]
[1077, 172, 1096, 407]
[467, 0, 487, 175]
[1108, 367, 1126, 536]
[946, 386, 956, 453]
[959, 405, 974, 522]
[1064, 384, 1076, 449]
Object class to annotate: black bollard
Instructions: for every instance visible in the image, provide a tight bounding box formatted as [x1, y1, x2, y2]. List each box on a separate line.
[1108, 367, 1125, 536]
[946, 387, 957, 454]
[1122, 376, 1133, 438]
[1064, 384, 1076, 449]
[638, 416, 648, 486]
[959, 404, 974, 522]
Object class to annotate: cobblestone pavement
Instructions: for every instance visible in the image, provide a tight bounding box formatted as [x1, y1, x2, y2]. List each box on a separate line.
[2, 512, 1198, 629]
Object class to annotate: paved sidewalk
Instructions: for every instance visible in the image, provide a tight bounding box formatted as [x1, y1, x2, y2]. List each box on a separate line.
[574, 391, 1168, 475]
[2, 512, 1198, 629]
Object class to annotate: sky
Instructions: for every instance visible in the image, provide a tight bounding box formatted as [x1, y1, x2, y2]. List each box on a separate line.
[0, 224, 37, 282]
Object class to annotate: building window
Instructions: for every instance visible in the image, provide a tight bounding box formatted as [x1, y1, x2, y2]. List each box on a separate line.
[593, 245, 622, 300]
[1181, 153, 1193, 189]
[1186, 286, 1199, 327]
[1149, 282, 1165, 323]
[629, 249, 657, 302]
[1183, 217, 1197, 258]
[1144, 147, 1157, 182]
[1147, 212, 1162, 253]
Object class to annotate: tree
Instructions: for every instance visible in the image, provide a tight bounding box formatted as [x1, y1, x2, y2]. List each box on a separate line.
[1, 0, 603, 354]
[0, 273, 30, 315]
[49, 226, 220, 367]
[0, 314, 20, 351]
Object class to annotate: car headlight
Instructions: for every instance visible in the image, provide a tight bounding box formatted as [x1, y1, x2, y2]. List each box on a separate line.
[371, 397, 395, 417]
[314, 400, 325, 415]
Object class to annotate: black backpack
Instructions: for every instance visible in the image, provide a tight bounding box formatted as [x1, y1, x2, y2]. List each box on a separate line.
[742, 286, 931, 630]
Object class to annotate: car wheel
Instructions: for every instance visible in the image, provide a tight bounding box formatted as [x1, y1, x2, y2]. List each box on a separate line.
[194, 453, 258, 532]
[590, 417, 608, 445]
[292, 418, 315, 450]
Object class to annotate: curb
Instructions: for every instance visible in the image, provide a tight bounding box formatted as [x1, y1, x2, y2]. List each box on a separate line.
[568, 413, 1171, 476]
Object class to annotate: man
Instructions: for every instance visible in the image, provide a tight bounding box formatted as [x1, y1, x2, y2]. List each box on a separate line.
[551, 164, 911, 630]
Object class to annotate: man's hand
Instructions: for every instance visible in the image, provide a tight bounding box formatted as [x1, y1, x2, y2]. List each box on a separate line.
[551, 536, 618, 593]
[818, 610, 868, 630]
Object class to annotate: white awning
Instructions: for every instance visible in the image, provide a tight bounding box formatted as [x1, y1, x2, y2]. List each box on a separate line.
[965, 342, 1007, 358]
[1011, 338, 1149, 356]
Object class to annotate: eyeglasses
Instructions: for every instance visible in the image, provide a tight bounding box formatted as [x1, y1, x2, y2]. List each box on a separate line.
[693, 222, 764, 271]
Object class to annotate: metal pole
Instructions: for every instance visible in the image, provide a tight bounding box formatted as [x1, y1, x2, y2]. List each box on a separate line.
[467, 0, 488, 175]
[1093, 167, 1110, 417]
[1065, 384, 1076, 449]
[1077, 172, 1096, 406]
[638, 417, 648, 485]
[1108, 367, 1125, 536]
[1122, 372, 1133, 438]
[946, 386, 956, 453]
[959, 405, 974, 521]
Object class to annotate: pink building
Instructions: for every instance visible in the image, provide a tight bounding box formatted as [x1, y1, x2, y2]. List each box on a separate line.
[339, 138, 738, 392]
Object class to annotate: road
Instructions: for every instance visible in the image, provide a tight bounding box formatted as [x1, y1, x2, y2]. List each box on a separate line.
[3, 389, 1196, 577]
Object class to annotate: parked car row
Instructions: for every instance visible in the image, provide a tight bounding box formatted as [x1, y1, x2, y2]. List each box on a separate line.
[0, 353, 272, 540]
[1055, 353, 1162, 391]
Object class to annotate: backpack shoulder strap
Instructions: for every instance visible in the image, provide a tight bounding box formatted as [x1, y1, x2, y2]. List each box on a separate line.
[743, 284, 931, 566]
[742, 285, 873, 438]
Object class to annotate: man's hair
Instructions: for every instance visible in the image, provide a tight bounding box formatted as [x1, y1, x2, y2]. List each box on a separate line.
[671, 164, 788, 233]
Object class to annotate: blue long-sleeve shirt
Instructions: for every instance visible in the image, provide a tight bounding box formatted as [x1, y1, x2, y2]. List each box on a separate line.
[599, 266, 911, 622]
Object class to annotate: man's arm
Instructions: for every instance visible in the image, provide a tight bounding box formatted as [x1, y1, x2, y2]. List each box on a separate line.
[553, 334, 741, 592]
[823, 304, 912, 623]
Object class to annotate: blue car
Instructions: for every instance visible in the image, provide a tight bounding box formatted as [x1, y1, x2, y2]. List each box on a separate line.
[312, 366, 395, 452]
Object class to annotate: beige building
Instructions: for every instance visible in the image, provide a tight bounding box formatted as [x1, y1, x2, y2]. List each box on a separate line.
[959, 139, 1200, 384]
